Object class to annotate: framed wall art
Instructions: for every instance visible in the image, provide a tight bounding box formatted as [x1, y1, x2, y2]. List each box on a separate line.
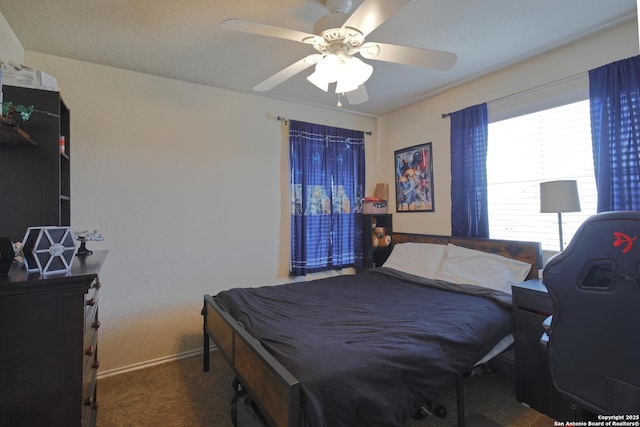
[394, 142, 434, 212]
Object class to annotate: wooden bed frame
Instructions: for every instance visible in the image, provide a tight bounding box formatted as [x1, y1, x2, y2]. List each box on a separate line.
[202, 233, 542, 427]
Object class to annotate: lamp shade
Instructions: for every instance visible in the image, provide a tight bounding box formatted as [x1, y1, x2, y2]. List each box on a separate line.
[334, 57, 372, 94]
[306, 54, 373, 94]
[540, 180, 581, 213]
[306, 70, 329, 92]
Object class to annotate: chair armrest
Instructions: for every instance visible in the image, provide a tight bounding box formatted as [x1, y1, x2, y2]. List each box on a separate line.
[542, 314, 552, 334]
[540, 315, 553, 350]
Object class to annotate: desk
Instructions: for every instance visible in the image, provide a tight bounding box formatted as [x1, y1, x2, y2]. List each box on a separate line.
[512, 279, 575, 420]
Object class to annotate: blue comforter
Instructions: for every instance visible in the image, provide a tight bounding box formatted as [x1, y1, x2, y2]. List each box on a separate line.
[215, 267, 513, 427]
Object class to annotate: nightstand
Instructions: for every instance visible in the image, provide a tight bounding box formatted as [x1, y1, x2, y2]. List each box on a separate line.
[511, 279, 575, 420]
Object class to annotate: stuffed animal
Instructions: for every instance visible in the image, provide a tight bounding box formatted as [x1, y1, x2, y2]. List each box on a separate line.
[378, 235, 392, 247]
[372, 227, 391, 247]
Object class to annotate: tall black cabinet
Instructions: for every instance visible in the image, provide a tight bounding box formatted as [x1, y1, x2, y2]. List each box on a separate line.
[0, 86, 70, 242]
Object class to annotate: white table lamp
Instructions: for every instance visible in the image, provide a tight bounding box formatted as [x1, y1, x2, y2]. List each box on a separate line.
[540, 180, 581, 250]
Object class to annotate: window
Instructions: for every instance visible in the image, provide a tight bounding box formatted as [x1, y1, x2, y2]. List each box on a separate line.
[289, 120, 365, 276]
[487, 100, 597, 251]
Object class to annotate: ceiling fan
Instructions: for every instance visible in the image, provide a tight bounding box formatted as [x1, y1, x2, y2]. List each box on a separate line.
[220, 0, 457, 106]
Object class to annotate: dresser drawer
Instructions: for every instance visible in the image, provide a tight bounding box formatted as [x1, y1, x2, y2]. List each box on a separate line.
[83, 321, 99, 378]
[83, 279, 99, 352]
[83, 312, 100, 365]
[82, 324, 99, 427]
[82, 276, 101, 427]
[84, 280, 100, 328]
[82, 355, 98, 406]
[82, 405, 98, 427]
[81, 363, 98, 427]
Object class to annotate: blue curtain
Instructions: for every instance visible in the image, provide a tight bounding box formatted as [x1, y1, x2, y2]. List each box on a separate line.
[589, 55, 640, 212]
[289, 120, 365, 276]
[449, 103, 489, 237]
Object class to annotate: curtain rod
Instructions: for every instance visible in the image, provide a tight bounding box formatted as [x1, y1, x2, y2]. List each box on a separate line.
[441, 71, 588, 119]
[277, 115, 373, 135]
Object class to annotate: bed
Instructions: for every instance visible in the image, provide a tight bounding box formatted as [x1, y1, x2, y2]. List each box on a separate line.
[202, 233, 542, 427]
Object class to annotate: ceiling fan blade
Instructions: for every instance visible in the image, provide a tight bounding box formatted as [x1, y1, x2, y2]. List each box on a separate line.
[342, 0, 412, 38]
[345, 85, 369, 105]
[360, 42, 457, 71]
[220, 18, 321, 44]
[253, 54, 322, 92]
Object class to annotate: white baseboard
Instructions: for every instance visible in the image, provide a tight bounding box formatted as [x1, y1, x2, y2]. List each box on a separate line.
[97, 345, 217, 379]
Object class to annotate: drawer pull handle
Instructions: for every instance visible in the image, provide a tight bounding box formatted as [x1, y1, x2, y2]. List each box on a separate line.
[92, 360, 100, 369]
[85, 346, 95, 356]
[84, 397, 93, 407]
[92, 320, 101, 330]
[86, 298, 96, 306]
[94, 281, 102, 290]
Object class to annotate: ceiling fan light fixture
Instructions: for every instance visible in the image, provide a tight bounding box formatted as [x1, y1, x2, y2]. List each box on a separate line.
[307, 54, 341, 91]
[345, 56, 373, 86]
[307, 54, 372, 94]
[334, 56, 372, 93]
[223, 0, 459, 106]
[317, 54, 340, 82]
[307, 70, 330, 92]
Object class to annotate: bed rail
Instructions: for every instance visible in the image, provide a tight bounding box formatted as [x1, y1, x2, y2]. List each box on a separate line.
[203, 295, 300, 427]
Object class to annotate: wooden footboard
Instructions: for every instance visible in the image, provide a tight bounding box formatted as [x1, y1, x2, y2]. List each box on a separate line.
[203, 294, 300, 427]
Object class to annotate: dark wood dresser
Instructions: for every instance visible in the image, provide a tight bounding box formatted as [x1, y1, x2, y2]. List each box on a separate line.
[0, 250, 107, 427]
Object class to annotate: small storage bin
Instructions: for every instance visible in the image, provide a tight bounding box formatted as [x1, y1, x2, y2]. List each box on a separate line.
[362, 199, 388, 214]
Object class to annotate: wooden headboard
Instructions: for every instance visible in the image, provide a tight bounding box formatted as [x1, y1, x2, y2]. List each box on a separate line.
[393, 232, 542, 281]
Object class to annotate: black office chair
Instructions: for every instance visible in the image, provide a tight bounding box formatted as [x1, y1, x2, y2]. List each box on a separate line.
[541, 211, 640, 415]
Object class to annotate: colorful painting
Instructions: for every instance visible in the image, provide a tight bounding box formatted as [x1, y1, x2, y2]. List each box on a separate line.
[394, 143, 434, 212]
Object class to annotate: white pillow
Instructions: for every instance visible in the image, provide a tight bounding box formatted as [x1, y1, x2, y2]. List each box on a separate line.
[435, 244, 531, 294]
[382, 242, 447, 279]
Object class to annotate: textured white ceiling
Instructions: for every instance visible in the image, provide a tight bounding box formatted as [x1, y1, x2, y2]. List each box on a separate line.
[0, 0, 637, 116]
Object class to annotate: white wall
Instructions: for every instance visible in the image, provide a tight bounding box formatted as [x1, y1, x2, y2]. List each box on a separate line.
[379, 19, 639, 236]
[20, 52, 378, 372]
[0, 12, 23, 64]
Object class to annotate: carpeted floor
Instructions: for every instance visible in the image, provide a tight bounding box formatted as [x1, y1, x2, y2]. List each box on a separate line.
[97, 350, 555, 427]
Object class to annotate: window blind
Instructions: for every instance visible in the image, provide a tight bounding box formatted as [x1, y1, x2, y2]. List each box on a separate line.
[487, 99, 597, 251]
